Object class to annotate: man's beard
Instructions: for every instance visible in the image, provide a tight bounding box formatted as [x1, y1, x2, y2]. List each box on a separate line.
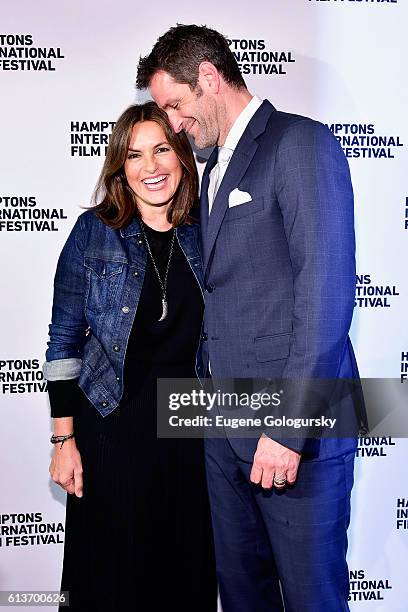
[190, 92, 219, 149]
[191, 117, 218, 149]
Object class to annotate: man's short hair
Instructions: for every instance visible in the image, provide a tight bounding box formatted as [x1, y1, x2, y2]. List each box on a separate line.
[136, 24, 246, 91]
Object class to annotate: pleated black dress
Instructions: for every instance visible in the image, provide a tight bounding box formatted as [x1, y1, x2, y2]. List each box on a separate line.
[58, 225, 217, 611]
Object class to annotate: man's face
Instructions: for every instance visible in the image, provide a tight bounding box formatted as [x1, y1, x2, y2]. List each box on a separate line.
[149, 70, 220, 149]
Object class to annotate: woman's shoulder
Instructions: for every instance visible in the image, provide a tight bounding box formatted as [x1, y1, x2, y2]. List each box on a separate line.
[179, 219, 200, 234]
[71, 208, 117, 238]
[77, 207, 106, 228]
[66, 209, 118, 253]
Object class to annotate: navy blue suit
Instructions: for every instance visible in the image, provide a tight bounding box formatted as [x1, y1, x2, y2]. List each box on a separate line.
[199, 100, 362, 611]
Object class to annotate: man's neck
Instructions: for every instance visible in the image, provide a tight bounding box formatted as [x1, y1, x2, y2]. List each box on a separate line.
[217, 89, 253, 146]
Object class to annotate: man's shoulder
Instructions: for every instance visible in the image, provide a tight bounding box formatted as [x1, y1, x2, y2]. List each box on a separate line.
[264, 102, 335, 146]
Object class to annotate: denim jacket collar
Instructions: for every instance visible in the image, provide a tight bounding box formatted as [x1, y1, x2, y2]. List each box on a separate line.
[120, 217, 143, 239]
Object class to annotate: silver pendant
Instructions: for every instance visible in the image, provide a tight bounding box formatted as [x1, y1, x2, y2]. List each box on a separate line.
[158, 298, 168, 321]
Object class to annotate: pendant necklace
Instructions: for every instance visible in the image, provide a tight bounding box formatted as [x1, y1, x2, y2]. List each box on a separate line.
[140, 221, 175, 321]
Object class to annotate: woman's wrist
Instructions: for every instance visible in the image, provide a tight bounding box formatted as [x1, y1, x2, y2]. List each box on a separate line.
[53, 416, 74, 436]
[50, 432, 75, 448]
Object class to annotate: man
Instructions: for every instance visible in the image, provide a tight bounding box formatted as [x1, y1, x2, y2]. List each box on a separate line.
[137, 24, 364, 611]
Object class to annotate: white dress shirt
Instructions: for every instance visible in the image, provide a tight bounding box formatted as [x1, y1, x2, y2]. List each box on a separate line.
[208, 95, 263, 213]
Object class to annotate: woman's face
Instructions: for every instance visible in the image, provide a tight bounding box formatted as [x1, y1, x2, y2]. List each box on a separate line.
[124, 120, 183, 212]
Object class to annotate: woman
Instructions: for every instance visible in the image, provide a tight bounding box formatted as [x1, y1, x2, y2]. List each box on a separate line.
[44, 102, 217, 611]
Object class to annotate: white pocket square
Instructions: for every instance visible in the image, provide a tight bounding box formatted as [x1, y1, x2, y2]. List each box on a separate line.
[228, 188, 252, 207]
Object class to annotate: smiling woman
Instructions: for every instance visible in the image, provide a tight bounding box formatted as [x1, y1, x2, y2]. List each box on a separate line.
[43, 101, 217, 611]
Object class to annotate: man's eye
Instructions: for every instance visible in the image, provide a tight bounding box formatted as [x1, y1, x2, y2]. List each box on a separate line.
[172, 104, 179, 110]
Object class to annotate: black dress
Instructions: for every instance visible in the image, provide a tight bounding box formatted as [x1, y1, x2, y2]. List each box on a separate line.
[57, 225, 217, 611]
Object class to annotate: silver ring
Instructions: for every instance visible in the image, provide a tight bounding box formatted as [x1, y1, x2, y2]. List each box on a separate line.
[273, 475, 287, 486]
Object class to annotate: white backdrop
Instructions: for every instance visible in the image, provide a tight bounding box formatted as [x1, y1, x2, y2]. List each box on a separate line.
[1, 1, 407, 610]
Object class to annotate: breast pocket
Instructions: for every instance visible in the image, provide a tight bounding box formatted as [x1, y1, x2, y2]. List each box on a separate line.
[225, 197, 265, 222]
[84, 257, 124, 313]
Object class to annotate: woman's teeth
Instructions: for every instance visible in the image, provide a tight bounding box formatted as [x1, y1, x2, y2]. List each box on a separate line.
[143, 175, 167, 185]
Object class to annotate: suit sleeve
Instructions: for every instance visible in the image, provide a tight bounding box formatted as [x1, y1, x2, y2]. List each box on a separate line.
[266, 119, 356, 453]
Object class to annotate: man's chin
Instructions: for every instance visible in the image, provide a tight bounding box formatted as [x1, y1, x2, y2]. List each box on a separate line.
[192, 134, 216, 150]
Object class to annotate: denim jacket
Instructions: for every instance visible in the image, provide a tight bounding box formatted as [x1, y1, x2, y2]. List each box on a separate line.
[43, 210, 205, 417]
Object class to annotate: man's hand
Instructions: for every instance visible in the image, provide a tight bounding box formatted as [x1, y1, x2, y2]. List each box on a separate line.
[250, 435, 301, 489]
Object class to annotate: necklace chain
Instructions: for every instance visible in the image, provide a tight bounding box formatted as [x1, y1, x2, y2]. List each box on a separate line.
[140, 221, 175, 305]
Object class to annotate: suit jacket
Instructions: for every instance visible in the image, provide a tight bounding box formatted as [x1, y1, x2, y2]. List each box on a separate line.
[198, 100, 365, 462]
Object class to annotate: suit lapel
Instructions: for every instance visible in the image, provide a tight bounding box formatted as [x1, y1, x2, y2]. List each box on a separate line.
[202, 100, 276, 274]
[200, 147, 218, 261]
[204, 136, 258, 271]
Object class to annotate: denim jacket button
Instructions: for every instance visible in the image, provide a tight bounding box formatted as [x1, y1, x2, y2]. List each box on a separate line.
[102, 401, 108, 407]
[122, 306, 130, 313]
[133, 271, 139, 277]
[113, 344, 120, 352]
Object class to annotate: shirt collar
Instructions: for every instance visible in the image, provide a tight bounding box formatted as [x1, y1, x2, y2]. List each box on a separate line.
[223, 95, 263, 152]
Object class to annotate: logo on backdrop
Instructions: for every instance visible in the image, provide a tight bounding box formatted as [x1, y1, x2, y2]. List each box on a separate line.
[356, 437, 395, 458]
[0, 359, 46, 394]
[326, 124, 403, 159]
[0, 196, 67, 232]
[0, 34, 64, 72]
[227, 39, 295, 76]
[401, 352, 408, 383]
[396, 498, 408, 530]
[0, 512, 64, 547]
[70, 121, 116, 157]
[404, 197, 408, 230]
[355, 274, 399, 308]
[348, 570, 392, 603]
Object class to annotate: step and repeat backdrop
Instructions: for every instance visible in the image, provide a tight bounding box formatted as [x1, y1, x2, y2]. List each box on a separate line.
[1, 0, 407, 610]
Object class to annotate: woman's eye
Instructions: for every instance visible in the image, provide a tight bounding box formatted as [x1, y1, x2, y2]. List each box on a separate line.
[156, 147, 171, 154]
[127, 152, 140, 159]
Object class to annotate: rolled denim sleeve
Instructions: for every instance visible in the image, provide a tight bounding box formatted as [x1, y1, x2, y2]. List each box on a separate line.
[44, 213, 88, 392]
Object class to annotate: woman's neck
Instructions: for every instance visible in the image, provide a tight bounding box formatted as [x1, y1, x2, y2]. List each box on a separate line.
[138, 203, 172, 231]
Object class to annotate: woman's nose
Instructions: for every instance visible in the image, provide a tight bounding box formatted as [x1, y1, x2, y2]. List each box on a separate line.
[143, 154, 158, 174]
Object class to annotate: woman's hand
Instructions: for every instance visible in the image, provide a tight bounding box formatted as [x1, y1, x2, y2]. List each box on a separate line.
[49, 437, 83, 497]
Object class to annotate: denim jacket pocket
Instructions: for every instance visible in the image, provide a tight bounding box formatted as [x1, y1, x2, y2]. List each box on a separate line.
[84, 257, 124, 313]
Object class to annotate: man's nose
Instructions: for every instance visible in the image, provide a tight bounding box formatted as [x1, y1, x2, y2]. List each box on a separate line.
[167, 109, 183, 133]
